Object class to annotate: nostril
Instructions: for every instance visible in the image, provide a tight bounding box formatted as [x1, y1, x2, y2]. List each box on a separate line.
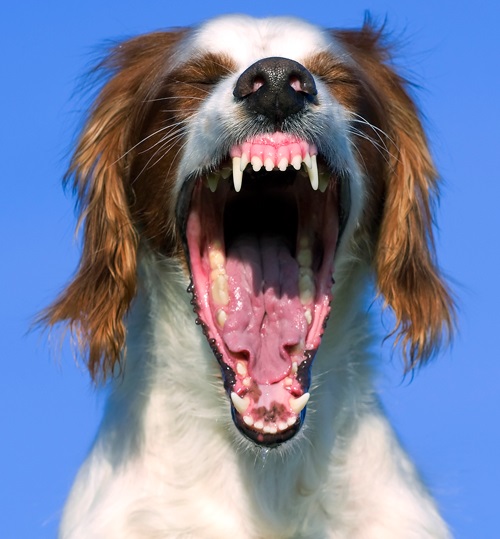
[233, 57, 318, 126]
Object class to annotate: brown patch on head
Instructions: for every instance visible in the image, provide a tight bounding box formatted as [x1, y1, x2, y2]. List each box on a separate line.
[40, 30, 194, 381]
[329, 21, 455, 367]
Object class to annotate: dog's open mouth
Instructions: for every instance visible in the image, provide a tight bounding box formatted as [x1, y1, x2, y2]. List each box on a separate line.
[178, 132, 346, 446]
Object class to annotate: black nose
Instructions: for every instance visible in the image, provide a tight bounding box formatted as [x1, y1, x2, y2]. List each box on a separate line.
[233, 57, 318, 126]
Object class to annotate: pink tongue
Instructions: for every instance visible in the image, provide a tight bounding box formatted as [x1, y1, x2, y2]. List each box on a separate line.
[222, 236, 309, 384]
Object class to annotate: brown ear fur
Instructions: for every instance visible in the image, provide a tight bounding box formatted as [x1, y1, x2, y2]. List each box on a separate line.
[41, 31, 185, 381]
[336, 22, 455, 368]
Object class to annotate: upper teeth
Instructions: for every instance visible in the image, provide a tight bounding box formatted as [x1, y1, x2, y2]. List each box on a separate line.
[231, 153, 321, 192]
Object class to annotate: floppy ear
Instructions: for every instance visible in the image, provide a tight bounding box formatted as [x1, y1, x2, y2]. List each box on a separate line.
[41, 32, 184, 381]
[336, 21, 455, 368]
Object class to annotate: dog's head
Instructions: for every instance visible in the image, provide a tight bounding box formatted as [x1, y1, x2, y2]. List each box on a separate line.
[44, 15, 453, 445]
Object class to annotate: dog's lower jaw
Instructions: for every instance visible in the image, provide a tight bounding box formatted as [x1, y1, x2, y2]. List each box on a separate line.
[58, 255, 450, 539]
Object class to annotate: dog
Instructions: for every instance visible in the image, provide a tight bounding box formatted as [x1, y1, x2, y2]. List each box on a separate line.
[44, 14, 454, 538]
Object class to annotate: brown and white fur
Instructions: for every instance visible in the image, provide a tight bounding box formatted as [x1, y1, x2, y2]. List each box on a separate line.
[44, 14, 454, 539]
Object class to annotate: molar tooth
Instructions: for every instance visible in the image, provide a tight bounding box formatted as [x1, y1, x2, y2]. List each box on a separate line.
[251, 156, 263, 172]
[206, 173, 219, 192]
[211, 275, 229, 305]
[243, 415, 254, 426]
[209, 248, 225, 270]
[304, 308, 312, 325]
[236, 361, 247, 376]
[264, 157, 275, 171]
[291, 154, 302, 170]
[297, 248, 312, 267]
[299, 273, 315, 304]
[290, 392, 310, 414]
[319, 172, 329, 193]
[230, 392, 250, 414]
[216, 309, 227, 328]
[284, 377, 293, 387]
[306, 154, 318, 190]
[278, 157, 289, 171]
[243, 377, 251, 387]
[232, 156, 243, 192]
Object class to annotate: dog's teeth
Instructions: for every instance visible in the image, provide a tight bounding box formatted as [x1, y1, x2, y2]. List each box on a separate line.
[231, 392, 250, 414]
[287, 416, 297, 426]
[284, 377, 293, 387]
[278, 421, 288, 431]
[306, 154, 319, 190]
[220, 166, 232, 179]
[206, 173, 219, 192]
[216, 309, 227, 328]
[243, 415, 254, 426]
[304, 308, 312, 325]
[251, 156, 263, 172]
[243, 377, 251, 387]
[240, 152, 249, 171]
[292, 362, 298, 374]
[299, 269, 315, 304]
[297, 247, 312, 268]
[211, 274, 229, 306]
[290, 393, 310, 414]
[264, 157, 274, 171]
[236, 361, 248, 376]
[278, 157, 288, 171]
[291, 154, 302, 170]
[232, 157, 243, 192]
[303, 152, 312, 168]
[319, 172, 329, 193]
[254, 420, 264, 430]
[209, 246, 225, 270]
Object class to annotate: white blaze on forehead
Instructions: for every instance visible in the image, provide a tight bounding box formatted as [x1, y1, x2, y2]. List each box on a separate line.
[188, 14, 336, 66]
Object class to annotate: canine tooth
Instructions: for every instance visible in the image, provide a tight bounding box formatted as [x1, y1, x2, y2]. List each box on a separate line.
[206, 173, 219, 192]
[243, 415, 254, 426]
[291, 154, 302, 170]
[216, 309, 227, 328]
[236, 361, 247, 376]
[251, 156, 263, 171]
[290, 392, 310, 414]
[232, 157, 243, 192]
[304, 309, 312, 325]
[278, 157, 288, 171]
[254, 420, 264, 430]
[264, 157, 275, 171]
[231, 392, 250, 414]
[287, 416, 297, 426]
[306, 154, 318, 190]
[240, 152, 249, 171]
[319, 172, 329, 193]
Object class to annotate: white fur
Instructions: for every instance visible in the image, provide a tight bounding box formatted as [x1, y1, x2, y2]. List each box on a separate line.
[59, 15, 451, 539]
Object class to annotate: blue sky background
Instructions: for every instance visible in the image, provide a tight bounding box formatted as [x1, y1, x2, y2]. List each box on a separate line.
[2, 1, 499, 537]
